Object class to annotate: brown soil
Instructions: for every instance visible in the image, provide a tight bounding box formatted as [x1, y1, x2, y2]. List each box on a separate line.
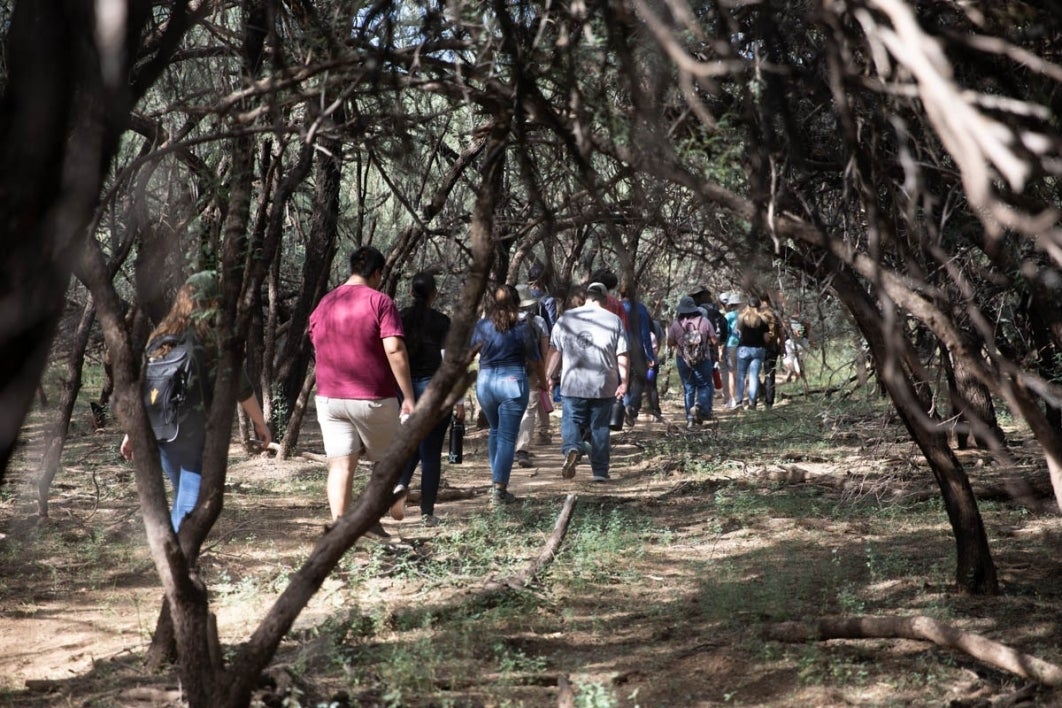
[1, 392, 1060, 707]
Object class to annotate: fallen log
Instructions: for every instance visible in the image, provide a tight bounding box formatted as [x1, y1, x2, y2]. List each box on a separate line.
[477, 493, 578, 595]
[765, 615, 1062, 686]
[387, 495, 578, 630]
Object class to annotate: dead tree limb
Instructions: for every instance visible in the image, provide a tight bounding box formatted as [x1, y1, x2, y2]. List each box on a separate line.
[478, 493, 578, 595]
[765, 615, 1062, 686]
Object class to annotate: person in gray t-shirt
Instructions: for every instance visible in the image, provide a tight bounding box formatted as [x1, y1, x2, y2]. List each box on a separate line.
[547, 282, 629, 482]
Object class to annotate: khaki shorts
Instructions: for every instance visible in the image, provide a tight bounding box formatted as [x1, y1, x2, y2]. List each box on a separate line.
[315, 396, 400, 460]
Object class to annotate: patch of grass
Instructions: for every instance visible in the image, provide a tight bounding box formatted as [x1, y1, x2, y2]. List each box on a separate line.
[560, 503, 656, 588]
[573, 680, 618, 707]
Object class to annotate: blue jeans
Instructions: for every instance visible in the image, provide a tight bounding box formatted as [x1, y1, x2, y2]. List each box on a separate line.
[158, 419, 205, 531]
[735, 346, 766, 405]
[476, 366, 529, 486]
[560, 396, 612, 478]
[399, 376, 451, 515]
[676, 358, 714, 420]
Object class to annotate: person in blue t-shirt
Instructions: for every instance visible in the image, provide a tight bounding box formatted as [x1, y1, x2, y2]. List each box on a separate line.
[619, 280, 656, 425]
[471, 285, 547, 504]
[527, 261, 558, 334]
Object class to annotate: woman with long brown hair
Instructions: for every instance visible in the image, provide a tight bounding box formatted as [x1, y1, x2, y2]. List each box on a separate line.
[120, 271, 271, 530]
[470, 284, 547, 504]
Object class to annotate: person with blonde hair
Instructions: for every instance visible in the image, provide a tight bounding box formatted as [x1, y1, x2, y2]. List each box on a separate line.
[734, 296, 771, 409]
[471, 284, 547, 504]
[120, 271, 271, 531]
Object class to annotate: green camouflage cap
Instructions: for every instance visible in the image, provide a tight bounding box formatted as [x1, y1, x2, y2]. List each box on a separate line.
[185, 270, 220, 302]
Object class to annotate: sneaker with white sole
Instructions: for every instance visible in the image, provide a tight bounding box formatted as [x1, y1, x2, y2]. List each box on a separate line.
[562, 449, 579, 479]
[590, 475, 610, 483]
[389, 484, 408, 521]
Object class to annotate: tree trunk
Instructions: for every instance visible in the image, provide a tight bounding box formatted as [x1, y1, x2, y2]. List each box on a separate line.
[0, 5, 82, 481]
[800, 249, 998, 593]
[36, 298, 96, 518]
[942, 337, 1005, 451]
[278, 364, 315, 460]
[275, 132, 341, 417]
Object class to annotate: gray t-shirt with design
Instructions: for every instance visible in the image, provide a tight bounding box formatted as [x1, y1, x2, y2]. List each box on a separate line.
[550, 304, 628, 399]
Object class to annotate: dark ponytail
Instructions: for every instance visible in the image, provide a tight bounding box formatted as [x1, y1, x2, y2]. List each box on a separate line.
[404, 271, 437, 357]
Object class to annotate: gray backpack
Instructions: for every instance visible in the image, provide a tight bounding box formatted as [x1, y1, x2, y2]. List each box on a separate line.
[143, 333, 203, 442]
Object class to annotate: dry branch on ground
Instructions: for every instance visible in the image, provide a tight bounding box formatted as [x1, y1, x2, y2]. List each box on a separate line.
[765, 615, 1062, 686]
[477, 493, 578, 596]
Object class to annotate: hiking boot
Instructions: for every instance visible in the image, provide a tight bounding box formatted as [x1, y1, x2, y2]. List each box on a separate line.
[389, 484, 408, 521]
[562, 449, 579, 479]
[589, 474, 610, 483]
[624, 406, 637, 427]
[690, 405, 701, 423]
[535, 433, 552, 446]
[421, 513, 440, 527]
[491, 487, 517, 505]
[515, 450, 533, 468]
[686, 417, 696, 431]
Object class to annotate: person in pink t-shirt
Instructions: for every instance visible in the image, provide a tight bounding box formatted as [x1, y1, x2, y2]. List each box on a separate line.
[309, 246, 415, 521]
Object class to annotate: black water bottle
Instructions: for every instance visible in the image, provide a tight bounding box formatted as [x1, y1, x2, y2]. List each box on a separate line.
[448, 416, 465, 464]
[609, 399, 625, 431]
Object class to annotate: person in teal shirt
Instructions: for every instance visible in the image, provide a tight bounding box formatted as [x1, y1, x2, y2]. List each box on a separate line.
[724, 293, 742, 409]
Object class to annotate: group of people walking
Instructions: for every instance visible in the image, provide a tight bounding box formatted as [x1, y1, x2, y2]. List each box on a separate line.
[307, 252, 635, 523]
[667, 287, 808, 428]
[124, 245, 806, 537]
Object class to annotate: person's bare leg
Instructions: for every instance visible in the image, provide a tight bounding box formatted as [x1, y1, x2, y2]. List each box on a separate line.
[327, 454, 358, 519]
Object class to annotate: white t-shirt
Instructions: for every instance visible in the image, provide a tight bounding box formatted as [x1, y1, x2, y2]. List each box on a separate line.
[550, 304, 628, 399]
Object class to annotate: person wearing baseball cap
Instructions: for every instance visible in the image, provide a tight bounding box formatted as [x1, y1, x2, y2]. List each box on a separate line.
[513, 284, 553, 468]
[722, 293, 742, 408]
[547, 282, 629, 482]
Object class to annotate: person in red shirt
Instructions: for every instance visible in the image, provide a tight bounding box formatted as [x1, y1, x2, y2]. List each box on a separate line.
[309, 247, 415, 520]
[588, 268, 630, 330]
